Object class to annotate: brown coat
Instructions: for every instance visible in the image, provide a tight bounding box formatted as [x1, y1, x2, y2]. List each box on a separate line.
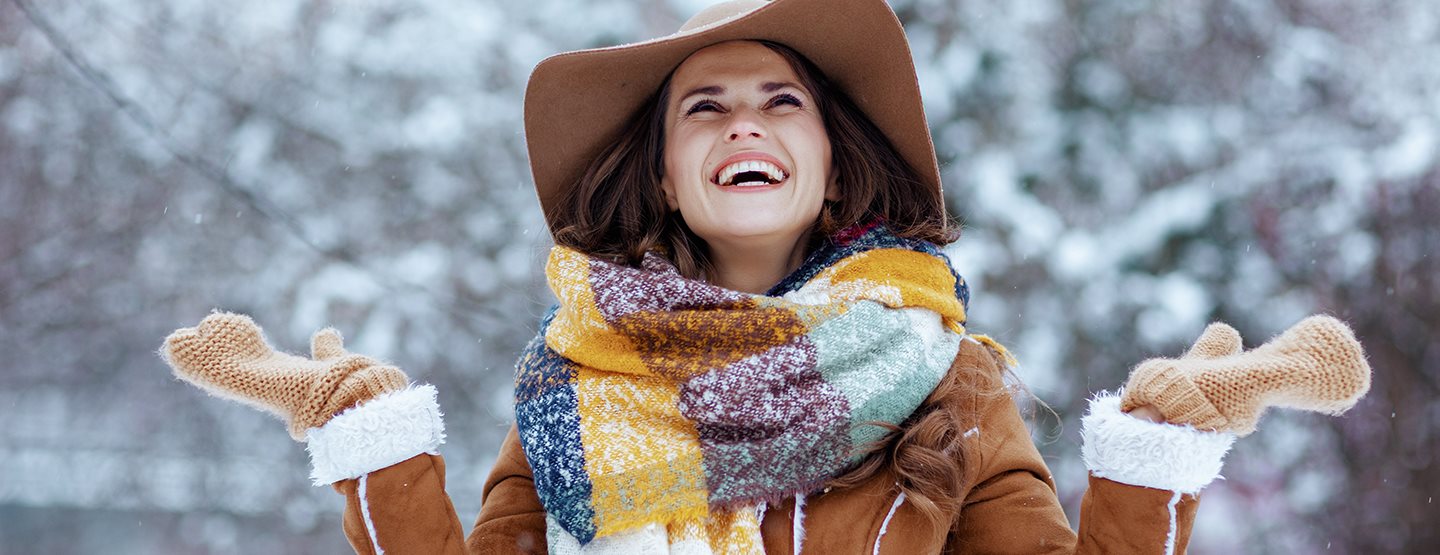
[332, 339, 1199, 554]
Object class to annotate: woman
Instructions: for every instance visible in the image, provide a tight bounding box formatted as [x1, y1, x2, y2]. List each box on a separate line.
[160, 0, 1372, 553]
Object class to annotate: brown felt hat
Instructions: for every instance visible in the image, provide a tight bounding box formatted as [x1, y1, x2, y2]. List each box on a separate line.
[523, 0, 942, 227]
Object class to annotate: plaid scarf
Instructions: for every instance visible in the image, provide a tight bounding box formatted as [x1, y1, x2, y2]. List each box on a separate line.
[514, 222, 970, 553]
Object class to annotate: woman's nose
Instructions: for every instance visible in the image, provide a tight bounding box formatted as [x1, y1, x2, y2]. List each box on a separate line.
[725, 109, 767, 142]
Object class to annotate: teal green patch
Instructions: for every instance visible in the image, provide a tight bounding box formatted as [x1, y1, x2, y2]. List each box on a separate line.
[807, 302, 959, 451]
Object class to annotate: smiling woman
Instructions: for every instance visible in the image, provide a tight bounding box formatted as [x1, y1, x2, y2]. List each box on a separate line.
[660, 41, 835, 293]
[156, 0, 1374, 553]
[550, 38, 950, 294]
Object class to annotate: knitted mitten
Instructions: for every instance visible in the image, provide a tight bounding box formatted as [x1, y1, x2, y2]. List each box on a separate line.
[1121, 315, 1371, 436]
[162, 312, 409, 440]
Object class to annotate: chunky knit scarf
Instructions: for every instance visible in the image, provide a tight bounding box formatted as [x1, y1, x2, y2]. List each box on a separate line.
[514, 222, 971, 553]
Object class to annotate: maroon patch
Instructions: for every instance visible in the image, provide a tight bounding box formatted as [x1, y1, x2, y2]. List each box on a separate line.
[677, 338, 852, 504]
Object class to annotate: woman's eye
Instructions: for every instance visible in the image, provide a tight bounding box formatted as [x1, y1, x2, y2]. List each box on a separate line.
[768, 93, 803, 108]
[686, 100, 722, 115]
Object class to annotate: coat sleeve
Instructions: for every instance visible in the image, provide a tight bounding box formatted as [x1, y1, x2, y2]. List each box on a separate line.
[310, 385, 468, 554]
[320, 388, 549, 554]
[945, 339, 1234, 555]
[467, 425, 549, 553]
[332, 454, 468, 554]
[944, 338, 1078, 553]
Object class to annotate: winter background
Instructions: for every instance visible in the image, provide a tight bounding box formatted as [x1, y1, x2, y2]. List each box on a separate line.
[1, 0, 1436, 552]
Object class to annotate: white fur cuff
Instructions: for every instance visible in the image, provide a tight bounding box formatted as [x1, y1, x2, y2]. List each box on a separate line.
[1080, 392, 1235, 494]
[306, 384, 446, 486]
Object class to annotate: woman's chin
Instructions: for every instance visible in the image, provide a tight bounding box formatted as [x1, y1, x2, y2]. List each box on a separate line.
[692, 218, 818, 247]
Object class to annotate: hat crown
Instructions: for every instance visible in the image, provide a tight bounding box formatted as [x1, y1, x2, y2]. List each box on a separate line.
[679, 0, 768, 33]
[523, 0, 944, 230]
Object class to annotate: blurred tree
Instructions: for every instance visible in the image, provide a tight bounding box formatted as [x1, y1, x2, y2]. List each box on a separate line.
[1, 0, 1435, 552]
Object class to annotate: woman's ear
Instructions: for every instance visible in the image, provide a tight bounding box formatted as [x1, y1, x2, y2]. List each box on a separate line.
[825, 169, 841, 202]
[660, 176, 680, 210]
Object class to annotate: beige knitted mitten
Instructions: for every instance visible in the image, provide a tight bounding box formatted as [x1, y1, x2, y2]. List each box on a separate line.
[1121, 315, 1371, 436]
[162, 312, 409, 440]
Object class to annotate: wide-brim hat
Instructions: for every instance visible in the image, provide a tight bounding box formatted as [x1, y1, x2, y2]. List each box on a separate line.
[523, 0, 941, 227]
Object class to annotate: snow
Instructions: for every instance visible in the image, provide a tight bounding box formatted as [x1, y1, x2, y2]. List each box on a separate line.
[970, 149, 1063, 259]
[1374, 120, 1438, 181]
[3, 96, 42, 136]
[1133, 274, 1210, 349]
[291, 264, 387, 334]
[228, 119, 276, 182]
[402, 96, 467, 151]
[2, 0, 1435, 551]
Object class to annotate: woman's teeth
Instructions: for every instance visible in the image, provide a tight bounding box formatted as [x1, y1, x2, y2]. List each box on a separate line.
[716, 160, 787, 186]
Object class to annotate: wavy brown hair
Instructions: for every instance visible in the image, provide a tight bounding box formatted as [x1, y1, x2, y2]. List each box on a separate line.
[549, 40, 972, 528]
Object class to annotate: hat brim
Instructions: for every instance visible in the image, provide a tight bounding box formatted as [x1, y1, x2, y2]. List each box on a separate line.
[523, 0, 941, 227]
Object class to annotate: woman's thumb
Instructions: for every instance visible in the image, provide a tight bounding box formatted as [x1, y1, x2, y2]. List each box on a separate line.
[1183, 322, 1243, 360]
[310, 328, 347, 360]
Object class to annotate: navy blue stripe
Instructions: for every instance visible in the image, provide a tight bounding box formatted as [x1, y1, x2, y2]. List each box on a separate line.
[514, 309, 598, 543]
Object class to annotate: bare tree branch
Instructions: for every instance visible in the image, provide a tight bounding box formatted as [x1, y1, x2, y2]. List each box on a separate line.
[9, 0, 510, 327]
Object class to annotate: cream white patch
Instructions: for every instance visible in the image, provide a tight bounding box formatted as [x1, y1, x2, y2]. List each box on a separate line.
[547, 517, 672, 555]
[306, 385, 445, 486]
[1080, 392, 1235, 494]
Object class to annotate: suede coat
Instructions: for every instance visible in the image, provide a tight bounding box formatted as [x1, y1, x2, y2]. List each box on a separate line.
[331, 339, 1200, 554]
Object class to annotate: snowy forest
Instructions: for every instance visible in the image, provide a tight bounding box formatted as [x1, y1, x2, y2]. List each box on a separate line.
[2, 0, 1437, 552]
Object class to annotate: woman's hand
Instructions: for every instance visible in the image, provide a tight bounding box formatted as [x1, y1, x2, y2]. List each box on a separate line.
[1125, 405, 1164, 423]
[1122, 322, 1242, 423]
[1120, 315, 1370, 435]
[161, 312, 409, 440]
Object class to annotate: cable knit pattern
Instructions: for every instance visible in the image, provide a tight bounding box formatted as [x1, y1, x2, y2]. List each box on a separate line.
[307, 385, 445, 485]
[1121, 315, 1372, 436]
[1081, 393, 1235, 494]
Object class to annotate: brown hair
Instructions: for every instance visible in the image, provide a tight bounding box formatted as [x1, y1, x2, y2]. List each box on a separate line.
[548, 40, 970, 528]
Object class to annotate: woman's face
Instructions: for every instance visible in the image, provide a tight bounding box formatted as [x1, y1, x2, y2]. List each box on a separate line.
[661, 41, 836, 251]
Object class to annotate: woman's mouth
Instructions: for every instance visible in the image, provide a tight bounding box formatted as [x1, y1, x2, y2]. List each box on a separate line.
[712, 159, 790, 187]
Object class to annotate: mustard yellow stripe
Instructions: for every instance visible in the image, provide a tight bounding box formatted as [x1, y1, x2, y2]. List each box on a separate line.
[546, 248, 650, 375]
[574, 366, 708, 536]
[705, 506, 764, 553]
[619, 305, 810, 378]
[666, 515, 708, 545]
[663, 506, 762, 552]
[814, 249, 966, 322]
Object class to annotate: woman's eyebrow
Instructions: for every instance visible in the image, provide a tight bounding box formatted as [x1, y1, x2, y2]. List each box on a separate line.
[761, 81, 802, 93]
[678, 85, 724, 104]
[677, 81, 803, 105]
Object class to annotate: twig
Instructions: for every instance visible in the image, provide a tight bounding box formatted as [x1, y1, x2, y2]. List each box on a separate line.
[10, 0, 513, 326]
